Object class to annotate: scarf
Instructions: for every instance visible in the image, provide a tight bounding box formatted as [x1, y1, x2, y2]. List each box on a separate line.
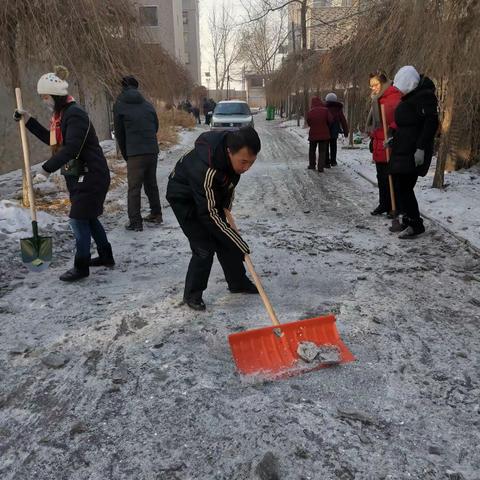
[365, 82, 391, 132]
[49, 96, 75, 153]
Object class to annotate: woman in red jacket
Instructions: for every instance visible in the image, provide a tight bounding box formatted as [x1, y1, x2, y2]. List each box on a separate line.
[365, 71, 402, 216]
[306, 97, 333, 172]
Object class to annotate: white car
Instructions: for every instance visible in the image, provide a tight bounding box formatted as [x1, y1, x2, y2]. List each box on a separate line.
[210, 100, 254, 131]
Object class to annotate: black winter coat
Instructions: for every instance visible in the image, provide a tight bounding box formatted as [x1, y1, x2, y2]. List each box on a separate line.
[26, 103, 110, 219]
[166, 131, 249, 254]
[113, 87, 159, 159]
[389, 76, 439, 177]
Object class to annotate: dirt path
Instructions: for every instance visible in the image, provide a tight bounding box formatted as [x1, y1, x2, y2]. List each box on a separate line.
[1, 118, 479, 479]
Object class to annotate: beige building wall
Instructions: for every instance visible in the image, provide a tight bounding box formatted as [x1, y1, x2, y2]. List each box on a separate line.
[136, 0, 185, 62]
[182, 0, 201, 84]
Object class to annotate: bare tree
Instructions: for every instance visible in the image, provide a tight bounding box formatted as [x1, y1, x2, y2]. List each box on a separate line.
[0, 0, 191, 205]
[208, 2, 241, 97]
[238, 8, 288, 78]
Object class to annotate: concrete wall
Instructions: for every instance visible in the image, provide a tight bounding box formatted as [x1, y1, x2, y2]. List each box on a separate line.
[182, 0, 201, 84]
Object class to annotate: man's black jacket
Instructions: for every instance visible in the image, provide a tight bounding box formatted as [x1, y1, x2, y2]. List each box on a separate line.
[113, 87, 159, 159]
[166, 131, 250, 254]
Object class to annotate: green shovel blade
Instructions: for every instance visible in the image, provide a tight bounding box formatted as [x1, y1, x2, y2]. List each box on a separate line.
[20, 235, 53, 271]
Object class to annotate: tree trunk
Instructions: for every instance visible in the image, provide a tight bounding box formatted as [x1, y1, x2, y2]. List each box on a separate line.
[6, 21, 29, 207]
[301, 1, 308, 127]
[433, 86, 454, 188]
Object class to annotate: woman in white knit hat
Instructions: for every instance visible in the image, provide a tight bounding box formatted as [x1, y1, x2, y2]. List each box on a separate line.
[14, 66, 114, 281]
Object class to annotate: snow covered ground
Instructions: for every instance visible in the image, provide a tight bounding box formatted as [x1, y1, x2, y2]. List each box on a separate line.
[0, 118, 479, 479]
[280, 119, 480, 251]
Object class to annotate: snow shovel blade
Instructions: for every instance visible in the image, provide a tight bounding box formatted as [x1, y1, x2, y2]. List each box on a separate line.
[20, 232, 52, 272]
[228, 314, 355, 378]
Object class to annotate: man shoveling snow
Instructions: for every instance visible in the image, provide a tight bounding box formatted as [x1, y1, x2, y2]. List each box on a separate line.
[166, 127, 261, 311]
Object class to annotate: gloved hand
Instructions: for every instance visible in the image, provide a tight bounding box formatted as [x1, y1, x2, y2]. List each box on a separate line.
[383, 137, 393, 148]
[32, 168, 51, 184]
[414, 149, 425, 167]
[13, 108, 30, 122]
[369, 138, 374, 153]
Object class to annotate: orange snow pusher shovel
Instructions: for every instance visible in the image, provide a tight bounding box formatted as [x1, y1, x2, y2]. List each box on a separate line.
[225, 210, 355, 379]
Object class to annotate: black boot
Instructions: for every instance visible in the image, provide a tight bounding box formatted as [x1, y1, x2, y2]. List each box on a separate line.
[60, 256, 90, 282]
[125, 222, 143, 232]
[90, 243, 115, 267]
[371, 206, 388, 216]
[183, 296, 206, 311]
[229, 279, 259, 294]
[144, 212, 163, 224]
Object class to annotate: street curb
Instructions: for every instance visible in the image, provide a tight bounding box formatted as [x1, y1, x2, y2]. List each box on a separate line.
[355, 169, 480, 257]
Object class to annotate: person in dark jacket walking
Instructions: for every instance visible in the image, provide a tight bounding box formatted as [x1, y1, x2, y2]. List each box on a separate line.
[203, 97, 212, 125]
[114, 76, 162, 231]
[14, 66, 113, 281]
[306, 97, 333, 172]
[388, 66, 439, 238]
[365, 71, 402, 216]
[166, 127, 261, 311]
[324, 93, 349, 167]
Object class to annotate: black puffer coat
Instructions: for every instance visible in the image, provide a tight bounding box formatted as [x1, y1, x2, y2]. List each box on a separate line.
[113, 87, 159, 159]
[389, 76, 439, 177]
[26, 103, 110, 219]
[166, 131, 249, 254]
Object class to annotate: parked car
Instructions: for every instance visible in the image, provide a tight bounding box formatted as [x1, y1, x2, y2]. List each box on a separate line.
[210, 100, 254, 131]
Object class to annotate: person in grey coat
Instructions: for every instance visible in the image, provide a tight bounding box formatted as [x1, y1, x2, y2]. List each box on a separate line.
[114, 76, 162, 231]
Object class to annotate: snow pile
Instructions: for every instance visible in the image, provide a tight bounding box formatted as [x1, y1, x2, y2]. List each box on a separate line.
[0, 200, 66, 238]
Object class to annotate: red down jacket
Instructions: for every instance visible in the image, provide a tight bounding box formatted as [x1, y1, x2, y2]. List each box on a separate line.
[306, 97, 333, 141]
[371, 85, 402, 163]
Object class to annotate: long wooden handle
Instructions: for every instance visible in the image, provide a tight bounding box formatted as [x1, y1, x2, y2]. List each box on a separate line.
[380, 103, 397, 212]
[15, 87, 37, 222]
[225, 209, 281, 327]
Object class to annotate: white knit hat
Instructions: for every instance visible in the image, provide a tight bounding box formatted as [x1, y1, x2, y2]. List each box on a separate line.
[325, 92, 337, 102]
[393, 66, 420, 95]
[37, 66, 69, 96]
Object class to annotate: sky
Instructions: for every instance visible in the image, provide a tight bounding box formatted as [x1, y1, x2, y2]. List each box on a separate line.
[198, 0, 246, 90]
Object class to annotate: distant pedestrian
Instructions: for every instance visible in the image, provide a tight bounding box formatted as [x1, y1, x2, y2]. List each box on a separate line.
[203, 97, 211, 125]
[365, 70, 402, 217]
[324, 93, 349, 167]
[192, 106, 201, 124]
[114, 76, 162, 232]
[306, 97, 333, 172]
[14, 65, 113, 281]
[388, 66, 439, 238]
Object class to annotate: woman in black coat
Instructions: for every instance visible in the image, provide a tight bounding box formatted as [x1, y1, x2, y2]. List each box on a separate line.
[389, 66, 439, 238]
[14, 66, 114, 281]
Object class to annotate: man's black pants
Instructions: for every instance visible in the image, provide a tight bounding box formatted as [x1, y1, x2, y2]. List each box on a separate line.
[127, 154, 162, 225]
[170, 202, 247, 301]
[394, 173, 423, 228]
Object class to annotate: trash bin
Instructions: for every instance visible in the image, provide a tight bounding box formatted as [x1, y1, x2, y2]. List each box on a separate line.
[266, 106, 275, 121]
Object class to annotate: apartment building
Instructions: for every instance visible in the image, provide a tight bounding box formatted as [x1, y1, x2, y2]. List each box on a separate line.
[135, 0, 201, 84]
[289, 0, 360, 52]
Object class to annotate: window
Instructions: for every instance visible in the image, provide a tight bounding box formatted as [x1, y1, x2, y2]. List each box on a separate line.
[183, 10, 188, 24]
[250, 77, 264, 88]
[341, 0, 353, 5]
[314, 0, 332, 6]
[139, 6, 158, 26]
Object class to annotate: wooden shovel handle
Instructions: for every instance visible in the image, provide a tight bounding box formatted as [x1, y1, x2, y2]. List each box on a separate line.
[380, 103, 397, 213]
[15, 87, 37, 222]
[225, 209, 281, 327]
